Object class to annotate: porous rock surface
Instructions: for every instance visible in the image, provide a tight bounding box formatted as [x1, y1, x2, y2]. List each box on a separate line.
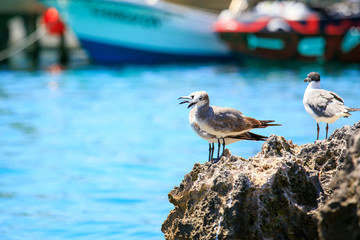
[162, 121, 360, 240]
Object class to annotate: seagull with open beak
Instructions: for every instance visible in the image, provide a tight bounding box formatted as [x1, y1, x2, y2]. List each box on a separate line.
[178, 91, 280, 163]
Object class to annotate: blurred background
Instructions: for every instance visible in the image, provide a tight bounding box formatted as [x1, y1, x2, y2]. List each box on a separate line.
[0, 0, 359, 239]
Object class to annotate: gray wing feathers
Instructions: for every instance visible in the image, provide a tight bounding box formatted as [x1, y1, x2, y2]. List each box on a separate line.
[198, 105, 279, 134]
[306, 90, 346, 117]
[209, 107, 249, 132]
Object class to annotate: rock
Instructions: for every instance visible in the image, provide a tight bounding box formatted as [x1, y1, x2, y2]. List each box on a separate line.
[317, 129, 360, 240]
[162, 121, 360, 240]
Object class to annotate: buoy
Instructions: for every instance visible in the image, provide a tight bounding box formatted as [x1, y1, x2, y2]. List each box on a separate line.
[42, 7, 66, 35]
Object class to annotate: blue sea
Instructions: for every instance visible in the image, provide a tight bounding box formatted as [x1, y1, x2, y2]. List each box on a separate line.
[0, 63, 359, 239]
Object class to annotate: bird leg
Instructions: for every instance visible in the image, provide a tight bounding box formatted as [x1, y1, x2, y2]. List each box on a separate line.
[208, 143, 215, 162]
[208, 143, 212, 162]
[326, 123, 329, 139]
[212, 139, 226, 163]
[222, 138, 225, 157]
[211, 143, 214, 162]
[317, 123, 320, 140]
[217, 138, 221, 161]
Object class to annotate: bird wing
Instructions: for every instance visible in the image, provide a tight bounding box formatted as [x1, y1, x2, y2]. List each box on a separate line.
[306, 89, 346, 117]
[207, 106, 254, 133]
[243, 116, 263, 127]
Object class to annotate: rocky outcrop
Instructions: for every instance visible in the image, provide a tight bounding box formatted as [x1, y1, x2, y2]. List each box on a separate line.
[317, 129, 360, 240]
[162, 121, 360, 240]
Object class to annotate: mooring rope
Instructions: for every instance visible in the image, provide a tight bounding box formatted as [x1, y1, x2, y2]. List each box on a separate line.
[0, 24, 46, 62]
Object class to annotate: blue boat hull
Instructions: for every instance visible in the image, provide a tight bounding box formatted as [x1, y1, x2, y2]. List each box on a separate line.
[80, 38, 232, 64]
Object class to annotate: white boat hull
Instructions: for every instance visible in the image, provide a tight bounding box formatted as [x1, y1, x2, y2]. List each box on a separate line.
[42, 0, 231, 64]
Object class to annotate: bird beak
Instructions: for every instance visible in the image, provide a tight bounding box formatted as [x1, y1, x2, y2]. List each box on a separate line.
[179, 100, 189, 105]
[304, 77, 310, 82]
[178, 96, 196, 108]
[187, 102, 196, 109]
[178, 96, 191, 105]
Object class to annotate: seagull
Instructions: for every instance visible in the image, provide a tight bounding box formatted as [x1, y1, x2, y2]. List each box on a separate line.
[188, 107, 267, 162]
[179, 91, 280, 162]
[303, 72, 360, 140]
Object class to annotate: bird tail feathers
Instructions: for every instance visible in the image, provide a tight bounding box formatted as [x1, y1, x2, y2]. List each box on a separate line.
[259, 120, 282, 127]
[247, 132, 268, 141]
[231, 132, 267, 141]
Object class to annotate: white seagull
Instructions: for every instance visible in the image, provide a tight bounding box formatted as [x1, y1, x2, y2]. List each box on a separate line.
[179, 91, 280, 162]
[303, 72, 360, 140]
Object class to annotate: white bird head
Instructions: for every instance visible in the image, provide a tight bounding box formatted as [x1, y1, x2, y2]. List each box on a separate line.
[178, 91, 209, 109]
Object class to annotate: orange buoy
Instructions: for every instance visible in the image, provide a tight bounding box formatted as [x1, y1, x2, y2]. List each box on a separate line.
[42, 7, 66, 35]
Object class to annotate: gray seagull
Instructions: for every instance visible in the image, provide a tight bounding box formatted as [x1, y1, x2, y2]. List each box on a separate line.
[303, 72, 360, 140]
[179, 91, 280, 162]
[187, 106, 267, 162]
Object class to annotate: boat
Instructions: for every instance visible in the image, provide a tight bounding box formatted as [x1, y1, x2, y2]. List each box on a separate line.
[214, 1, 360, 62]
[40, 0, 233, 64]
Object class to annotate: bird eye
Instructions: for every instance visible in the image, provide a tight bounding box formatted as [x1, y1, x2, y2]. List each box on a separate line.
[199, 97, 203, 101]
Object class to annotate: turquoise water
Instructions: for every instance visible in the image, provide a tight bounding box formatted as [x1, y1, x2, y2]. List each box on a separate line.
[0, 63, 359, 239]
